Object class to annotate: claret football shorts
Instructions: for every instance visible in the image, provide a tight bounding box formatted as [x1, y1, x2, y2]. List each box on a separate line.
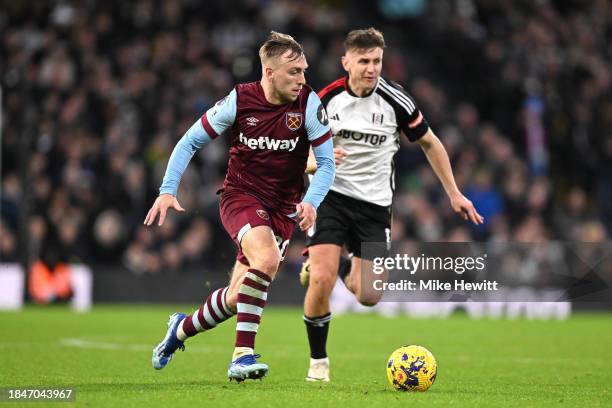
[219, 188, 295, 266]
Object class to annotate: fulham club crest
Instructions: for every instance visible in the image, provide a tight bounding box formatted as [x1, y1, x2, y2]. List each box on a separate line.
[372, 113, 384, 125]
[286, 112, 303, 131]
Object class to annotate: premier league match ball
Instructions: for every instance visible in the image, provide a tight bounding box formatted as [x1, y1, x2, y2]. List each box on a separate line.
[386, 345, 437, 392]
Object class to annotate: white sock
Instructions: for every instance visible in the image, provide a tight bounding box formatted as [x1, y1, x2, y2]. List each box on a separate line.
[310, 357, 329, 366]
[176, 318, 188, 342]
[232, 347, 254, 360]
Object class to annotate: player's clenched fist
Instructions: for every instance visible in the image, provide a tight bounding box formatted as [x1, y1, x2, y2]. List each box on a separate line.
[296, 201, 316, 231]
[144, 194, 185, 226]
[333, 147, 348, 166]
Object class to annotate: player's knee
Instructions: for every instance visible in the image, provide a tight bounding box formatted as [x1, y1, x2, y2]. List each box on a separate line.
[358, 298, 380, 307]
[359, 299, 379, 307]
[357, 291, 383, 307]
[309, 270, 337, 293]
[249, 249, 280, 275]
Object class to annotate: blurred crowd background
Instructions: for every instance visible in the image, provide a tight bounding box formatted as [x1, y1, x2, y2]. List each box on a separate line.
[1, 0, 611, 280]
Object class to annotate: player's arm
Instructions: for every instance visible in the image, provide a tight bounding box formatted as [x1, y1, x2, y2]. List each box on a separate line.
[416, 129, 483, 225]
[297, 92, 336, 230]
[305, 146, 348, 174]
[382, 79, 483, 225]
[303, 140, 335, 206]
[144, 90, 237, 226]
[305, 149, 317, 174]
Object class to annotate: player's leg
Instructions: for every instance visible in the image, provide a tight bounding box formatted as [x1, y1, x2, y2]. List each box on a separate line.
[344, 256, 387, 306]
[304, 244, 342, 316]
[300, 252, 351, 287]
[225, 260, 250, 308]
[231, 224, 280, 356]
[175, 261, 243, 340]
[152, 191, 263, 371]
[151, 261, 240, 370]
[303, 243, 342, 381]
[300, 191, 351, 288]
[300, 191, 352, 382]
[344, 202, 391, 306]
[227, 225, 281, 381]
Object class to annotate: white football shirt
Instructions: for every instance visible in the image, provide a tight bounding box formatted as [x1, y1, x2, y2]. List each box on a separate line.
[318, 76, 429, 206]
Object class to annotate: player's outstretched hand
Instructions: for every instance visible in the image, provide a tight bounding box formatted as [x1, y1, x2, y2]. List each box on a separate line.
[144, 194, 185, 226]
[333, 147, 348, 166]
[296, 201, 316, 231]
[450, 193, 484, 225]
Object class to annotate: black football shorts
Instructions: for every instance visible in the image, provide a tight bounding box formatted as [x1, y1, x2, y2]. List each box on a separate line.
[306, 190, 392, 260]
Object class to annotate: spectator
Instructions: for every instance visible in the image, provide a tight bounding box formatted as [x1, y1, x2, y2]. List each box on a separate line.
[1, 0, 608, 276]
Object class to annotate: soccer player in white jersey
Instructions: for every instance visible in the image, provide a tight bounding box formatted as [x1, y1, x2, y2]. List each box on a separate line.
[301, 28, 484, 382]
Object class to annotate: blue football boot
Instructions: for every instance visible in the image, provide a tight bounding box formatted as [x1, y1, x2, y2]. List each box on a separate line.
[227, 354, 269, 382]
[151, 313, 186, 370]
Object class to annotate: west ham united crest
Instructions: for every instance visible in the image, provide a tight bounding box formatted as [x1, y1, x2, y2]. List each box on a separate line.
[256, 209, 270, 220]
[286, 112, 303, 131]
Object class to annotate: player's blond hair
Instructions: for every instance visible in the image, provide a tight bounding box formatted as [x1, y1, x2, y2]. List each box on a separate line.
[259, 31, 304, 65]
[344, 28, 386, 52]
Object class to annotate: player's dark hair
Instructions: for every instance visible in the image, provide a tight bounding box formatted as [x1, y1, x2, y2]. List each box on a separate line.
[259, 31, 304, 63]
[344, 28, 386, 52]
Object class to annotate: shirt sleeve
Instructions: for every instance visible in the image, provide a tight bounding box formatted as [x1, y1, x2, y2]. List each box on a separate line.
[200, 88, 238, 138]
[158, 90, 237, 196]
[305, 91, 332, 146]
[302, 138, 335, 209]
[378, 79, 429, 142]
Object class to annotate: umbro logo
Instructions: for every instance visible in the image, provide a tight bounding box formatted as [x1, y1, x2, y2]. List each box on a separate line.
[246, 116, 259, 126]
[330, 113, 340, 121]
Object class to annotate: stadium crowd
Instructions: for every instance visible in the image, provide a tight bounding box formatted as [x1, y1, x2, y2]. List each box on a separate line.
[1, 0, 610, 277]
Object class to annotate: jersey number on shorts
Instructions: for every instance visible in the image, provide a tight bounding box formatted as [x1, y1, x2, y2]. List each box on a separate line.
[275, 235, 290, 261]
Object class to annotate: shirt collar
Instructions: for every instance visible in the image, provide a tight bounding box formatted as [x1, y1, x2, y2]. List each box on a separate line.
[345, 75, 379, 98]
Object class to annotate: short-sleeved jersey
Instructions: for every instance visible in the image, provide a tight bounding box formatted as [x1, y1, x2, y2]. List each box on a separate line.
[318, 76, 429, 206]
[202, 82, 331, 214]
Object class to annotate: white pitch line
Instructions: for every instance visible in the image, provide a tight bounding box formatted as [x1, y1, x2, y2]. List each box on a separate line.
[60, 338, 210, 353]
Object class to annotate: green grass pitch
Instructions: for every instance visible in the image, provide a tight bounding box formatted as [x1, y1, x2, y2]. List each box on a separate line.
[1, 306, 611, 407]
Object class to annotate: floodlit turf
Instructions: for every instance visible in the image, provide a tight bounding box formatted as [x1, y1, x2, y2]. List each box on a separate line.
[1, 306, 611, 407]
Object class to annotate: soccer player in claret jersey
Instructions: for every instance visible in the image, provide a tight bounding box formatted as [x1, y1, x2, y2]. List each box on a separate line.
[144, 32, 335, 382]
[301, 28, 484, 382]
